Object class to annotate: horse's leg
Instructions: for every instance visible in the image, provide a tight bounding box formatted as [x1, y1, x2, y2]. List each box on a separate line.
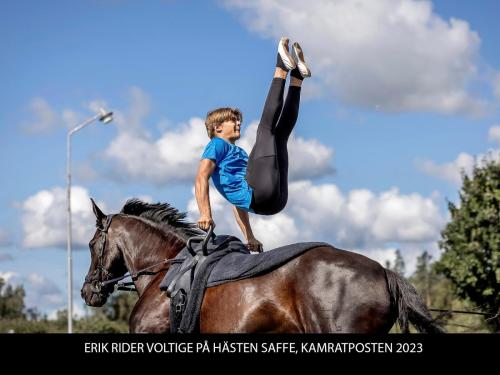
[129, 274, 170, 333]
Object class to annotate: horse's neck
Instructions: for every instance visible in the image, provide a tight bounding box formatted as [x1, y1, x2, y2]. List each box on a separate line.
[117, 217, 185, 295]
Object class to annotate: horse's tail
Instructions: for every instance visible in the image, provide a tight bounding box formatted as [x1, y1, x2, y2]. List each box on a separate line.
[385, 268, 445, 333]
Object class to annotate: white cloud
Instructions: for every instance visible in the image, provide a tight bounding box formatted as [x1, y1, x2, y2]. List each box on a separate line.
[223, 0, 490, 115]
[103, 116, 208, 184]
[21, 98, 82, 134]
[415, 152, 474, 185]
[186, 180, 444, 272]
[250, 214, 302, 250]
[21, 186, 108, 249]
[416, 149, 500, 184]
[286, 181, 444, 247]
[488, 125, 500, 144]
[100, 93, 335, 185]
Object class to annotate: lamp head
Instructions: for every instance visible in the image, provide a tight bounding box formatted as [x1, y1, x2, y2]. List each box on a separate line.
[98, 108, 113, 124]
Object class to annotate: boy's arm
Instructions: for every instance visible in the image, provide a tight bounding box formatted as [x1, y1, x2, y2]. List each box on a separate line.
[195, 159, 216, 230]
[232, 206, 263, 252]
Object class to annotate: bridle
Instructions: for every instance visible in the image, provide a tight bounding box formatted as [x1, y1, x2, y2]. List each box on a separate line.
[84, 214, 116, 295]
[84, 214, 176, 295]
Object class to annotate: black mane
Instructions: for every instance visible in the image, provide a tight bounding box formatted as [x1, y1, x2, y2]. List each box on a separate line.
[120, 199, 203, 240]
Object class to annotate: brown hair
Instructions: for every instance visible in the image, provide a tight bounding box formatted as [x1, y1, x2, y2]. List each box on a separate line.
[204, 107, 243, 139]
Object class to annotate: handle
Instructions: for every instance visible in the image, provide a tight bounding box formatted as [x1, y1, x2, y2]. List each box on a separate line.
[201, 224, 215, 256]
[186, 223, 216, 257]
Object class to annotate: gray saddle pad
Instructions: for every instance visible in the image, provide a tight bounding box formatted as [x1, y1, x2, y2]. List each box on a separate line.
[207, 241, 331, 287]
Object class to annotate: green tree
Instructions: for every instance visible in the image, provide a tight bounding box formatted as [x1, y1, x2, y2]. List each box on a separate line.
[0, 277, 25, 319]
[79, 292, 138, 333]
[409, 251, 454, 323]
[435, 159, 500, 332]
[410, 251, 435, 306]
[25, 307, 44, 321]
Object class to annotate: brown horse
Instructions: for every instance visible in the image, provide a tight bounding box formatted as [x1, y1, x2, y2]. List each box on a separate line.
[81, 198, 444, 333]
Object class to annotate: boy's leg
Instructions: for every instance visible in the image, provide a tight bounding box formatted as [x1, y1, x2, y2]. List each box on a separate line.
[248, 41, 308, 215]
[273, 81, 302, 209]
[248, 75, 286, 159]
[246, 73, 286, 214]
[275, 82, 301, 142]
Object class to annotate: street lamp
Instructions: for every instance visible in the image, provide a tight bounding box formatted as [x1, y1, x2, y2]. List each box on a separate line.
[66, 108, 113, 333]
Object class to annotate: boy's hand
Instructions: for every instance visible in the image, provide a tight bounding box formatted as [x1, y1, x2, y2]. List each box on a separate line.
[197, 216, 215, 231]
[247, 237, 263, 253]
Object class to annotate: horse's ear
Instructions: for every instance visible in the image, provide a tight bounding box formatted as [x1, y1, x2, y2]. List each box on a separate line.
[90, 198, 106, 227]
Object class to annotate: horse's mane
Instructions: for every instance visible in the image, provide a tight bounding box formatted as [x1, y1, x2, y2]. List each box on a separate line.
[120, 198, 204, 241]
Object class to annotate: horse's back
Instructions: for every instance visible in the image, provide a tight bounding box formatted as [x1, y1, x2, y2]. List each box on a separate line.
[201, 245, 394, 333]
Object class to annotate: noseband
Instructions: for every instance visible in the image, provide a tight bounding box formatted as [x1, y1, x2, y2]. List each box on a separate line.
[85, 214, 116, 294]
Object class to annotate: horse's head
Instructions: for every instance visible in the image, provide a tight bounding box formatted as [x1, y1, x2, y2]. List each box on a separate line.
[81, 198, 127, 307]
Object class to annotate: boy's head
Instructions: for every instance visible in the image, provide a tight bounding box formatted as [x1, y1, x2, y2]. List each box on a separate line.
[205, 107, 243, 141]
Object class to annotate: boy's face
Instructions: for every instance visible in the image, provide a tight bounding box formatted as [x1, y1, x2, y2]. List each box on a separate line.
[215, 119, 241, 143]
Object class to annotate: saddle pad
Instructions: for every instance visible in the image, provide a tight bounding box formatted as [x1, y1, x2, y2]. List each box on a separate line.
[206, 241, 331, 287]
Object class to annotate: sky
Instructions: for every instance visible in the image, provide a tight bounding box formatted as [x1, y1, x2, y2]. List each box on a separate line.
[1, 0, 499, 317]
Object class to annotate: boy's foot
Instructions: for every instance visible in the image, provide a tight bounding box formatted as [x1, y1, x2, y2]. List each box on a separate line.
[291, 42, 311, 79]
[276, 37, 296, 71]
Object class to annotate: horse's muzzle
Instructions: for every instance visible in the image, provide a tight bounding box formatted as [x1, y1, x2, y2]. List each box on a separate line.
[90, 280, 102, 294]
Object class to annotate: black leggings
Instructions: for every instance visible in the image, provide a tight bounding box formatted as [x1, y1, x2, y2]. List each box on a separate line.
[246, 78, 301, 215]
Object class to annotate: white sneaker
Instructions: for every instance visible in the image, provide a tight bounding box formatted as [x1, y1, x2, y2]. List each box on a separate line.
[292, 42, 311, 78]
[278, 37, 297, 71]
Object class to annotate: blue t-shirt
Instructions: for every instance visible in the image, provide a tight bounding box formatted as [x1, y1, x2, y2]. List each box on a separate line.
[201, 137, 254, 211]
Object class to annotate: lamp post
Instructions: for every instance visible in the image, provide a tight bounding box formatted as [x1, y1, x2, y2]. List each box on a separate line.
[67, 108, 113, 333]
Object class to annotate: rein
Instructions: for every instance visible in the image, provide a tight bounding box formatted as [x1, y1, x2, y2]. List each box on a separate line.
[102, 258, 176, 292]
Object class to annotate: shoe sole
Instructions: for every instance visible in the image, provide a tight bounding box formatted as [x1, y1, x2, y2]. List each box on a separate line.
[292, 42, 311, 78]
[278, 37, 296, 71]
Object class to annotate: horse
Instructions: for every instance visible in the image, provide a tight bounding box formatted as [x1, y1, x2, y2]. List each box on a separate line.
[81, 198, 444, 333]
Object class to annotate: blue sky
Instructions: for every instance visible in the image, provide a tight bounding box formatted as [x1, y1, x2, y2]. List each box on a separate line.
[1, 0, 499, 317]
